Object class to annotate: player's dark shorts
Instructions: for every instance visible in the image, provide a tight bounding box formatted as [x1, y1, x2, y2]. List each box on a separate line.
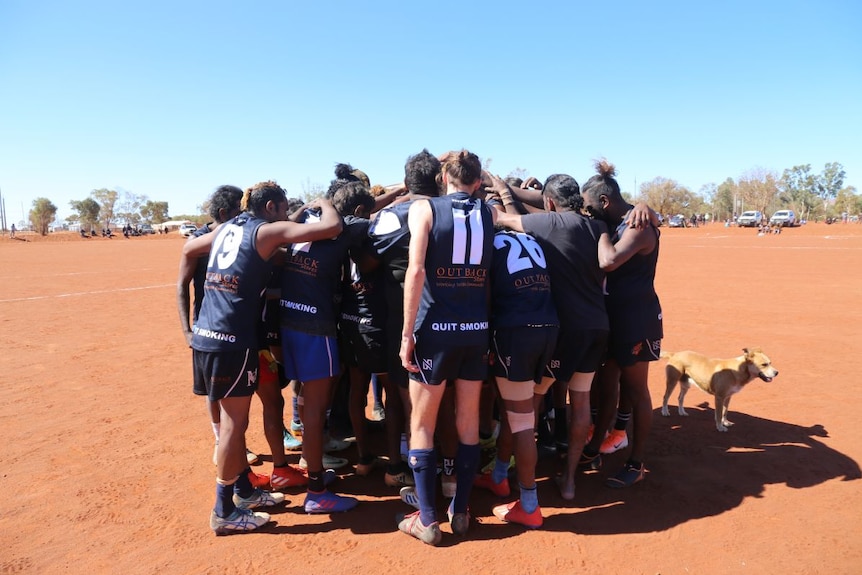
[409, 327, 489, 385]
[491, 325, 559, 383]
[281, 328, 340, 382]
[544, 328, 609, 382]
[192, 348, 259, 401]
[608, 337, 662, 367]
[338, 319, 387, 374]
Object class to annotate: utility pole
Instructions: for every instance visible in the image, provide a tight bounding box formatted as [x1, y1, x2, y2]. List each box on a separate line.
[0, 187, 5, 231]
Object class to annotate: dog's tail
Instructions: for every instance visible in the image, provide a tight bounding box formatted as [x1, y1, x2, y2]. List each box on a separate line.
[660, 350, 673, 359]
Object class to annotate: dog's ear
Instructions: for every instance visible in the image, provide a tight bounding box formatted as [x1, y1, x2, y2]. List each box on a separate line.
[743, 347, 750, 355]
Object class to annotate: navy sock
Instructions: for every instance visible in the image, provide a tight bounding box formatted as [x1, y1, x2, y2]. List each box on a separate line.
[234, 467, 254, 498]
[307, 470, 325, 492]
[452, 442, 480, 514]
[215, 481, 235, 518]
[408, 448, 437, 526]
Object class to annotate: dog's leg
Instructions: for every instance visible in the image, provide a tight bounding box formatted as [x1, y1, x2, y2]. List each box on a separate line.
[715, 395, 729, 431]
[661, 365, 680, 417]
[677, 377, 690, 416]
[720, 396, 734, 429]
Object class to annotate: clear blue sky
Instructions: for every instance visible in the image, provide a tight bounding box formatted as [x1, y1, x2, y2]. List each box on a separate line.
[1, 0, 860, 223]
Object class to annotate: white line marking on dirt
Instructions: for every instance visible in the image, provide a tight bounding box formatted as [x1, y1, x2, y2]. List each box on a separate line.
[0, 284, 173, 303]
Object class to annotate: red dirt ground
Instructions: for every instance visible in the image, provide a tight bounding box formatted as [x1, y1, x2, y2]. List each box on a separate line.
[1, 223, 860, 574]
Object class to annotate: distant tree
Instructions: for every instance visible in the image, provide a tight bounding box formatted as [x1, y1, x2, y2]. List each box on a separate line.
[833, 186, 858, 218]
[737, 168, 779, 216]
[29, 197, 57, 235]
[815, 162, 846, 217]
[506, 167, 528, 181]
[140, 200, 170, 224]
[713, 178, 738, 220]
[90, 188, 118, 228]
[300, 178, 325, 203]
[69, 198, 101, 232]
[638, 177, 694, 218]
[116, 191, 147, 226]
[780, 164, 818, 221]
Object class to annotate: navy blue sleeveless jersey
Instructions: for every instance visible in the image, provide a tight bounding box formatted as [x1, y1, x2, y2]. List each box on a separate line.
[280, 212, 368, 336]
[192, 214, 271, 352]
[415, 192, 495, 346]
[191, 222, 215, 322]
[491, 230, 559, 329]
[605, 220, 663, 341]
[369, 200, 413, 290]
[340, 221, 387, 333]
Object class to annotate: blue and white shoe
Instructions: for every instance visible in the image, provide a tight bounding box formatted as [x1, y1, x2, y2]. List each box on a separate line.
[283, 429, 303, 451]
[233, 488, 286, 510]
[210, 508, 271, 535]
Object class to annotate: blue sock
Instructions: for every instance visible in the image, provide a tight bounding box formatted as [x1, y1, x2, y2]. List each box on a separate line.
[234, 467, 254, 498]
[519, 482, 538, 514]
[408, 448, 437, 526]
[491, 457, 509, 484]
[215, 482, 235, 518]
[452, 442, 480, 514]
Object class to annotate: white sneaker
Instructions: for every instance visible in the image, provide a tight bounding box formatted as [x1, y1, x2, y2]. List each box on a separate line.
[233, 488, 286, 510]
[210, 508, 271, 535]
[246, 449, 259, 465]
[323, 435, 352, 452]
[299, 454, 348, 470]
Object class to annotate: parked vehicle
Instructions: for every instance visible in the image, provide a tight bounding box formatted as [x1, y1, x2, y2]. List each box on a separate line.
[139, 223, 156, 234]
[668, 214, 686, 228]
[737, 210, 763, 227]
[179, 224, 197, 237]
[769, 210, 796, 227]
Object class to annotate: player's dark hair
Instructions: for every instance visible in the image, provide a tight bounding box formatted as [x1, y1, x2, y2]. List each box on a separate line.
[243, 181, 287, 217]
[332, 181, 375, 217]
[404, 149, 441, 197]
[209, 185, 243, 222]
[327, 163, 367, 198]
[543, 173, 583, 211]
[581, 159, 622, 202]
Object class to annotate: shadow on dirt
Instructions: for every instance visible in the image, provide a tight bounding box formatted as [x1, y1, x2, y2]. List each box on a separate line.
[537, 404, 861, 535]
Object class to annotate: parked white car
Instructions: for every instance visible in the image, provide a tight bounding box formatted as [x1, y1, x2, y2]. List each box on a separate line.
[737, 211, 763, 227]
[179, 224, 197, 237]
[769, 210, 797, 227]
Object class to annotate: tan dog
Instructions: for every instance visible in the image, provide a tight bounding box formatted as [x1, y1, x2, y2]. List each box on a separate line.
[660, 348, 779, 431]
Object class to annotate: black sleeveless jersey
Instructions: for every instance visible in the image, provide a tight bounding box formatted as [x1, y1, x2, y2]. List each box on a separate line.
[192, 213, 270, 352]
[522, 211, 608, 331]
[605, 220, 663, 341]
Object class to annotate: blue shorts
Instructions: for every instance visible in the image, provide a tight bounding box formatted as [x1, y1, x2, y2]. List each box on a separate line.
[280, 328, 340, 382]
[491, 325, 559, 383]
[192, 348, 258, 401]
